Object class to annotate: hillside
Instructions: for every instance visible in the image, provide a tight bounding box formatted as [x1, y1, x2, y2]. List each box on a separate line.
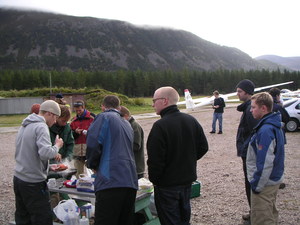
[0, 9, 277, 71]
[256, 55, 300, 71]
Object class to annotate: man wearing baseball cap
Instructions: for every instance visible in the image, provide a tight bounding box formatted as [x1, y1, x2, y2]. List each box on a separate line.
[13, 100, 64, 225]
[235, 79, 259, 222]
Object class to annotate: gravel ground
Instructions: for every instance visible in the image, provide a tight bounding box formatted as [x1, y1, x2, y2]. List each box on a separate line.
[0, 104, 299, 225]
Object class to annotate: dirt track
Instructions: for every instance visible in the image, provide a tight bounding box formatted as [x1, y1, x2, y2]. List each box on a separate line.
[0, 104, 299, 225]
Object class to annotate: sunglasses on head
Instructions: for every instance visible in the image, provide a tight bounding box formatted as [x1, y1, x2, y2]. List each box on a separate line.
[73, 102, 84, 107]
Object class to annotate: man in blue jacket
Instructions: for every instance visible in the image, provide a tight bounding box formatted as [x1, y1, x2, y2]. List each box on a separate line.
[247, 92, 285, 225]
[86, 95, 138, 225]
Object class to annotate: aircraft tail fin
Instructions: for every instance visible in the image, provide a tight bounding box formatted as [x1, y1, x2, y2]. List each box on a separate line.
[184, 89, 195, 109]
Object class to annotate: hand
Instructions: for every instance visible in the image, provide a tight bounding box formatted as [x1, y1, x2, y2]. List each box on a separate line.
[54, 153, 62, 162]
[55, 135, 64, 149]
[75, 128, 83, 134]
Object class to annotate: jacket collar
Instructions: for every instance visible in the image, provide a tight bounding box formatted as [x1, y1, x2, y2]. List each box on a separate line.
[104, 108, 120, 115]
[77, 109, 87, 120]
[160, 105, 179, 117]
[237, 100, 251, 112]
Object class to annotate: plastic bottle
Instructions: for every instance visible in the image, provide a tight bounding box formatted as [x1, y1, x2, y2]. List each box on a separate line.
[79, 216, 89, 225]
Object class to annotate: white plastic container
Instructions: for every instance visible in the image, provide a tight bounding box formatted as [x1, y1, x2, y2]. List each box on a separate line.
[79, 216, 89, 225]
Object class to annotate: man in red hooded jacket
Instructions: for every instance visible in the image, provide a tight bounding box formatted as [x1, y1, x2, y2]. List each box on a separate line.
[70, 100, 94, 177]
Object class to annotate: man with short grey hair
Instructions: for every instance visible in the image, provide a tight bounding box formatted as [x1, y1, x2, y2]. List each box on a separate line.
[14, 100, 63, 225]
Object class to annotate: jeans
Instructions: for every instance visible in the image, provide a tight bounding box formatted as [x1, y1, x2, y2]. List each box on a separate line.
[154, 184, 192, 225]
[13, 176, 53, 225]
[212, 112, 223, 132]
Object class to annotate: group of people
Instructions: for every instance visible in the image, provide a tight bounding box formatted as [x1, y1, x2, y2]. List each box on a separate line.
[13, 93, 146, 225]
[209, 80, 286, 225]
[235, 79, 286, 225]
[29, 94, 96, 178]
[13, 80, 286, 225]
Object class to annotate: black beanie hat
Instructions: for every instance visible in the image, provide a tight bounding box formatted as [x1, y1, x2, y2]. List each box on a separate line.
[236, 79, 255, 95]
[55, 93, 63, 99]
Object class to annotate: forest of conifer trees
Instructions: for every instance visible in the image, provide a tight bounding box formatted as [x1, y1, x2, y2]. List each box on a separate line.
[0, 69, 299, 97]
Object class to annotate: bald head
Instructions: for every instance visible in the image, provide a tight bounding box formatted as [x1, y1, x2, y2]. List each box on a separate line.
[154, 86, 180, 105]
[152, 86, 180, 115]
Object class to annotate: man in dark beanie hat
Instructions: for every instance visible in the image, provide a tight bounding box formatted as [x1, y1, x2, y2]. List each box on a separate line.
[236, 79, 255, 95]
[235, 79, 258, 221]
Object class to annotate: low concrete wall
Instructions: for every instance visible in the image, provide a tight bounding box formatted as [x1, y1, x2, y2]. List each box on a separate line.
[0, 97, 44, 115]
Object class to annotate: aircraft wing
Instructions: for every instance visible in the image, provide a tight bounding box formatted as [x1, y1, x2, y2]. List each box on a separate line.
[253, 81, 294, 92]
[281, 88, 300, 100]
[178, 81, 294, 109]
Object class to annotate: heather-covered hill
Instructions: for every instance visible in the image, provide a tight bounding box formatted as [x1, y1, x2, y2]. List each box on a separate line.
[1, 8, 265, 71]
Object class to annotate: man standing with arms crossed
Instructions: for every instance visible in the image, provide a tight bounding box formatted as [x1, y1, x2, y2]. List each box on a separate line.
[235, 79, 259, 222]
[147, 86, 208, 225]
[14, 100, 63, 225]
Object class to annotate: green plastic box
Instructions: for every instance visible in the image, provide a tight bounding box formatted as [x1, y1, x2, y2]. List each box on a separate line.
[190, 181, 201, 198]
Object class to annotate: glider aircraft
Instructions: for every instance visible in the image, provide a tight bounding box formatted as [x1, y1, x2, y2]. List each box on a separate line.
[280, 89, 300, 101]
[177, 81, 294, 110]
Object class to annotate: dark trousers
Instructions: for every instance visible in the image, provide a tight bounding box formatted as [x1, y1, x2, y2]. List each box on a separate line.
[242, 157, 251, 208]
[94, 187, 137, 225]
[13, 176, 53, 225]
[137, 173, 144, 179]
[154, 184, 192, 225]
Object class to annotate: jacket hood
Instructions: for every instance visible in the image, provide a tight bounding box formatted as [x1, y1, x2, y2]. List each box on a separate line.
[255, 112, 282, 130]
[22, 113, 45, 127]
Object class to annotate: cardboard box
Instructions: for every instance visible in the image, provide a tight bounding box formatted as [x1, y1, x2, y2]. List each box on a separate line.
[190, 181, 201, 198]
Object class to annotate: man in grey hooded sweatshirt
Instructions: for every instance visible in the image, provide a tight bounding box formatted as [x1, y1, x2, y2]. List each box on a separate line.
[13, 100, 64, 225]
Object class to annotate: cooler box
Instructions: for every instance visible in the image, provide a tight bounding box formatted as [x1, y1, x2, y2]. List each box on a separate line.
[190, 181, 201, 198]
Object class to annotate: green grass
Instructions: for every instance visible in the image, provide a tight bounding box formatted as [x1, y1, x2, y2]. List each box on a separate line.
[0, 97, 155, 127]
[0, 114, 27, 127]
[0, 96, 202, 127]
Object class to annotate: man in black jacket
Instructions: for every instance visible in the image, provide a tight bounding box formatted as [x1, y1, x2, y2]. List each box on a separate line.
[210, 90, 226, 134]
[236, 79, 259, 221]
[147, 86, 208, 225]
[269, 87, 290, 128]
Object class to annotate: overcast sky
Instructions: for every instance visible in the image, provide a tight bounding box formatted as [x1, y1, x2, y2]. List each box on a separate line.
[1, 0, 299, 58]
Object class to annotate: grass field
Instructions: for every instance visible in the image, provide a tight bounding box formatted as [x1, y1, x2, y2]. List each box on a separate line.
[0, 96, 193, 127]
[0, 97, 154, 127]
